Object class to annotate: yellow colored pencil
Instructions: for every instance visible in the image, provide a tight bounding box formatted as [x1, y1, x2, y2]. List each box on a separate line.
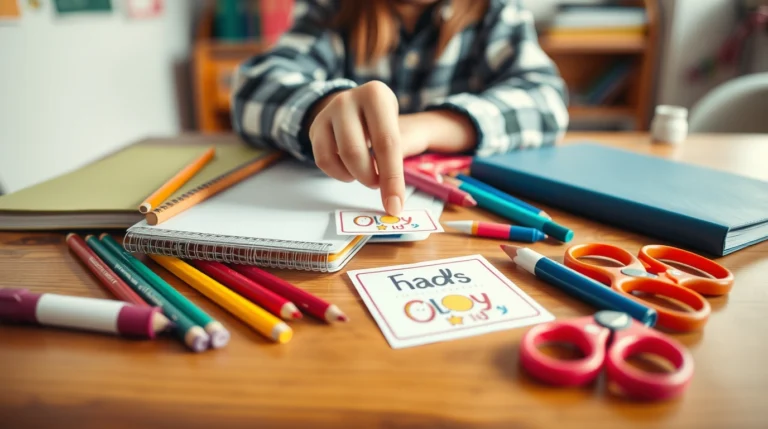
[149, 255, 292, 344]
[139, 147, 216, 214]
[147, 151, 283, 225]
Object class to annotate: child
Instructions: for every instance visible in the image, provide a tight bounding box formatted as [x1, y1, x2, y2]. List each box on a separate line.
[231, 0, 569, 215]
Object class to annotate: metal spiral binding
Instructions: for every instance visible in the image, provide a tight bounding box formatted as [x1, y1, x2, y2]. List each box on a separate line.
[123, 227, 333, 272]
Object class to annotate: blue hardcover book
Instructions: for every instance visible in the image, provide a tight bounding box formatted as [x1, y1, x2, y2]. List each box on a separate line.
[470, 143, 768, 256]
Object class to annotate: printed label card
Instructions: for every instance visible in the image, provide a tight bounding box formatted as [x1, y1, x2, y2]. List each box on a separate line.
[347, 255, 554, 349]
[335, 209, 443, 236]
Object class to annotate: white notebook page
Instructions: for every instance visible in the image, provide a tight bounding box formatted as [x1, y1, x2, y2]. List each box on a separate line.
[128, 160, 414, 253]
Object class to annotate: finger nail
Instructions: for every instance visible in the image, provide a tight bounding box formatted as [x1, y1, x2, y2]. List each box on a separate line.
[385, 196, 402, 216]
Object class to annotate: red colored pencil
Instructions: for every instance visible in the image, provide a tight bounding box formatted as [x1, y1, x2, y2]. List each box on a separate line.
[229, 264, 348, 323]
[65, 233, 148, 306]
[191, 260, 302, 321]
[404, 167, 476, 207]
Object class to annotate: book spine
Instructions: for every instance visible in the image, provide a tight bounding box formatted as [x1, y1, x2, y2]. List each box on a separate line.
[258, 0, 294, 45]
[469, 159, 728, 256]
[122, 229, 334, 272]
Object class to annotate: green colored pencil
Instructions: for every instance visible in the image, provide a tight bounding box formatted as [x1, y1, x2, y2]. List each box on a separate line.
[85, 235, 210, 352]
[447, 178, 574, 243]
[99, 233, 230, 348]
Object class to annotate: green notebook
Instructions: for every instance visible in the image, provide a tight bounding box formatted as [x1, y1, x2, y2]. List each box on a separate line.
[0, 137, 269, 230]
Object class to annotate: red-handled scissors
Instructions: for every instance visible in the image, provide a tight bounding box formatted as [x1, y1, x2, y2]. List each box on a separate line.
[520, 311, 694, 401]
[564, 244, 734, 332]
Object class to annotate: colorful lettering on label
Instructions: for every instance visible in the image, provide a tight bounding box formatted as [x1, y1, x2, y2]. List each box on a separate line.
[387, 269, 472, 292]
[400, 216, 412, 224]
[380, 215, 400, 225]
[442, 294, 474, 312]
[497, 305, 508, 315]
[393, 224, 405, 230]
[428, 298, 450, 315]
[354, 216, 374, 227]
[470, 293, 492, 311]
[404, 300, 436, 323]
[470, 311, 489, 321]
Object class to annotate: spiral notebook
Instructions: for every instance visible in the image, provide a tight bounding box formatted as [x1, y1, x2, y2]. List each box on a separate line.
[123, 159, 416, 272]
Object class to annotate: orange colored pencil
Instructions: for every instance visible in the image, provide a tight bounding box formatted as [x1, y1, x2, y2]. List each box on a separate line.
[139, 147, 216, 213]
[147, 151, 282, 225]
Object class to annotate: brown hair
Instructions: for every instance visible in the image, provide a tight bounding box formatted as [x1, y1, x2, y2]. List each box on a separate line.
[334, 0, 490, 66]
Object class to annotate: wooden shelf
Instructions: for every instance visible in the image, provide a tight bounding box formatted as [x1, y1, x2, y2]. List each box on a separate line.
[540, 35, 646, 54]
[569, 105, 636, 119]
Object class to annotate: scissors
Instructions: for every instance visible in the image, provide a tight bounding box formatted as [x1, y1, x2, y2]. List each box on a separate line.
[564, 243, 734, 332]
[520, 310, 694, 401]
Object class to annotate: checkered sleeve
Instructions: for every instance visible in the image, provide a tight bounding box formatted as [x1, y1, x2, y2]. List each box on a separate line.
[230, 0, 356, 162]
[426, 2, 569, 157]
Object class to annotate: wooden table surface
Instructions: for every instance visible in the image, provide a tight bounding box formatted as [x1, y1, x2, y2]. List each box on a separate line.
[1, 133, 767, 429]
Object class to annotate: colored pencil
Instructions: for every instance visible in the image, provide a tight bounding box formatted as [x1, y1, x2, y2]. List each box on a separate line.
[147, 151, 282, 225]
[404, 167, 477, 207]
[99, 234, 230, 348]
[501, 245, 657, 326]
[230, 264, 348, 323]
[65, 233, 147, 306]
[0, 288, 171, 339]
[84, 236, 210, 352]
[150, 255, 292, 344]
[444, 221, 547, 243]
[444, 177, 574, 243]
[191, 260, 302, 321]
[455, 174, 551, 219]
[139, 147, 216, 213]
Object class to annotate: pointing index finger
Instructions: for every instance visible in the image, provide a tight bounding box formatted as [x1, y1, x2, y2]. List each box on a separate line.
[362, 97, 405, 216]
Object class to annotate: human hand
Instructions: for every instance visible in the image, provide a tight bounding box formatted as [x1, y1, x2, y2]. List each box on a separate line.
[308, 81, 406, 216]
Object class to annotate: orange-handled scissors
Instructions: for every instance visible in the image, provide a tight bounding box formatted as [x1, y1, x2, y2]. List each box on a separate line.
[564, 244, 734, 332]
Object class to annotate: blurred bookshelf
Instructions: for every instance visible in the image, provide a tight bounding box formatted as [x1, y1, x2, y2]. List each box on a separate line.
[193, 0, 660, 133]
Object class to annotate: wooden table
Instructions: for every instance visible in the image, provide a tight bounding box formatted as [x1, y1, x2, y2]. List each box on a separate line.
[1, 133, 767, 429]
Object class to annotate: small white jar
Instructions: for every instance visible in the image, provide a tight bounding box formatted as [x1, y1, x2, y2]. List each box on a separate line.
[651, 105, 688, 145]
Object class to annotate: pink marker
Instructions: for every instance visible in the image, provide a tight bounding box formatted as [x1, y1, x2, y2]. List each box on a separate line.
[0, 288, 172, 339]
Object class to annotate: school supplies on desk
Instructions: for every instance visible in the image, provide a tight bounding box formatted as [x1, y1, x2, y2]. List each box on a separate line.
[146, 151, 282, 225]
[404, 167, 476, 207]
[85, 236, 211, 352]
[139, 147, 216, 213]
[150, 255, 293, 344]
[444, 221, 547, 243]
[454, 174, 550, 219]
[65, 233, 147, 306]
[445, 176, 574, 243]
[470, 143, 768, 256]
[192, 260, 302, 321]
[99, 234, 230, 348]
[501, 245, 657, 326]
[0, 138, 272, 230]
[124, 160, 416, 272]
[231, 264, 348, 323]
[0, 289, 171, 339]
[564, 243, 733, 332]
[347, 255, 553, 349]
[520, 311, 693, 401]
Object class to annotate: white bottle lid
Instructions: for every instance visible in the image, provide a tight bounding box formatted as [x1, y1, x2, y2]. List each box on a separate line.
[651, 105, 688, 145]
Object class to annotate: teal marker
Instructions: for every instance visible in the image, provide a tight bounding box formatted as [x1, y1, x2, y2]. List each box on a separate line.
[453, 181, 574, 242]
[84, 235, 210, 352]
[99, 234, 230, 348]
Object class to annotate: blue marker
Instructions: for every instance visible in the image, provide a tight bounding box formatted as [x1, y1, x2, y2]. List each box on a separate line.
[456, 174, 550, 219]
[501, 245, 657, 327]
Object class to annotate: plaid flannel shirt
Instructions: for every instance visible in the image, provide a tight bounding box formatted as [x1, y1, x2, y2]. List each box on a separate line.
[231, 0, 569, 163]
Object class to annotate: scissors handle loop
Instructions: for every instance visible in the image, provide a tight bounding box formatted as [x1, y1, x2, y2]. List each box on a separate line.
[520, 317, 608, 387]
[639, 245, 734, 296]
[613, 278, 711, 332]
[565, 243, 646, 286]
[607, 325, 695, 400]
